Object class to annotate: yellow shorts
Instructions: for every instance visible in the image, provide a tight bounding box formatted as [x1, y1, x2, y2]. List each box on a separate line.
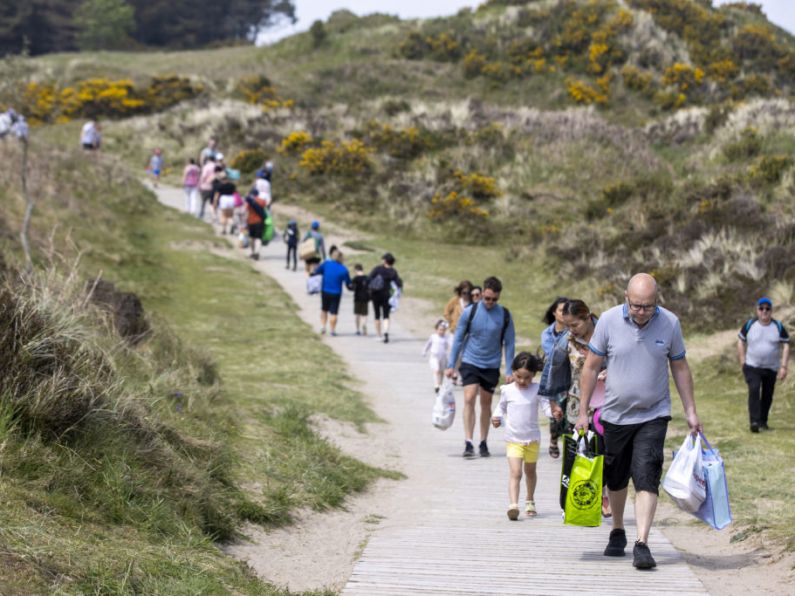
[506, 441, 540, 463]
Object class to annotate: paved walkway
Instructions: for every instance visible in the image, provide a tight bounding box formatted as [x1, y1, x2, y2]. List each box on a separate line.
[156, 189, 708, 595]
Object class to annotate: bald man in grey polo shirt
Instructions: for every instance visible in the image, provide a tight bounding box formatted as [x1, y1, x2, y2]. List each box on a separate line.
[575, 273, 702, 570]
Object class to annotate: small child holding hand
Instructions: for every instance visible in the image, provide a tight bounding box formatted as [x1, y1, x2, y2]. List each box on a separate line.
[492, 352, 551, 520]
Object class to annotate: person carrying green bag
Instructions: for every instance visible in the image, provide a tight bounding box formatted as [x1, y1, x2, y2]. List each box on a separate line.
[563, 431, 603, 527]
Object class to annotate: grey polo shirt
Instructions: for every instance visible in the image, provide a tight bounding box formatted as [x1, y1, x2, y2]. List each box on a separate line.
[739, 318, 789, 371]
[588, 304, 686, 425]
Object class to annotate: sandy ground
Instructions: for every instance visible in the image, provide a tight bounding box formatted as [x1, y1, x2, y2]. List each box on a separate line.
[155, 186, 794, 594]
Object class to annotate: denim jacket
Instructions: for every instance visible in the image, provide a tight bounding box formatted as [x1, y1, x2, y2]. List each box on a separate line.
[538, 315, 600, 404]
[538, 330, 571, 404]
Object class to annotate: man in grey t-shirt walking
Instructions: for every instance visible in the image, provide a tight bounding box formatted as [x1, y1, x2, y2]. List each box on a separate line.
[737, 297, 790, 433]
[576, 273, 702, 570]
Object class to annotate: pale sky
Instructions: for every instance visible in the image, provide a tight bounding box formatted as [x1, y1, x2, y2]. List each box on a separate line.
[260, 0, 794, 43]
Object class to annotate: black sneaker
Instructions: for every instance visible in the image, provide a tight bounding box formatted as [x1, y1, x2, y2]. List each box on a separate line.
[479, 441, 490, 457]
[761, 424, 772, 431]
[750, 423, 760, 433]
[463, 441, 475, 458]
[604, 528, 627, 557]
[383, 332, 389, 344]
[633, 540, 657, 569]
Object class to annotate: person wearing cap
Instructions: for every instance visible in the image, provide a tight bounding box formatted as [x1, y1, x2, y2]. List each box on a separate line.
[737, 297, 790, 433]
[302, 221, 326, 274]
[368, 253, 403, 343]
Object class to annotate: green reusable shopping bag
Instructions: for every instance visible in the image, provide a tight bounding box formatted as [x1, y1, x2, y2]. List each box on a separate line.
[563, 441, 603, 527]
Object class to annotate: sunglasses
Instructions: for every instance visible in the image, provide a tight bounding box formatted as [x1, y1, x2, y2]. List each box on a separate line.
[758, 306, 771, 311]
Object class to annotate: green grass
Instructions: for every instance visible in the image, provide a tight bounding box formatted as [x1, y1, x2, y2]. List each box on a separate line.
[0, 140, 399, 593]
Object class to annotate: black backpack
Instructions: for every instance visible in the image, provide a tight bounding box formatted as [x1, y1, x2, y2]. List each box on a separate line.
[463, 301, 511, 345]
[368, 274, 385, 292]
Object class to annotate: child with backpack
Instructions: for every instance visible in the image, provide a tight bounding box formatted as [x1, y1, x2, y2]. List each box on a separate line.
[491, 352, 551, 520]
[350, 264, 370, 335]
[422, 319, 453, 393]
[283, 220, 299, 270]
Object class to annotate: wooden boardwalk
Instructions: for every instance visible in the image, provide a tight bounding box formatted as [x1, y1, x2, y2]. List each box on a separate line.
[156, 188, 709, 595]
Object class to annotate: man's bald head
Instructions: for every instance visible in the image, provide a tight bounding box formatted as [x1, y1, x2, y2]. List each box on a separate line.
[625, 273, 658, 325]
[627, 273, 658, 298]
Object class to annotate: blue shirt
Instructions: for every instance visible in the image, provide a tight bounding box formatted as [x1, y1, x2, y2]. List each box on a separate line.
[315, 260, 351, 296]
[447, 303, 516, 376]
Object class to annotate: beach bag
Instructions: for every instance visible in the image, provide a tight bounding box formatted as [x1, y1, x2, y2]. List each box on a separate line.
[563, 432, 603, 527]
[663, 434, 707, 513]
[299, 237, 318, 260]
[232, 191, 244, 208]
[262, 210, 274, 244]
[693, 433, 732, 530]
[432, 379, 456, 430]
[306, 275, 322, 295]
[560, 432, 597, 510]
[226, 168, 241, 181]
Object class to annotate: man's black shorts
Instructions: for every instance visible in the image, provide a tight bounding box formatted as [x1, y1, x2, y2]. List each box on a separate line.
[602, 416, 670, 495]
[321, 292, 342, 315]
[248, 222, 264, 239]
[459, 363, 500, 393]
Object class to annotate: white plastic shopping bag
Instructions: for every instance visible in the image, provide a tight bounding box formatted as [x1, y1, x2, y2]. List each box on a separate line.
[663, 434, 707, 513]
[432, 379, 456, 430]
[306, 275, 322, 295]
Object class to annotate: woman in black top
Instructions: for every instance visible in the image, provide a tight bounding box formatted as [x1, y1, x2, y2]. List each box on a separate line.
[368, 252, 402, 343]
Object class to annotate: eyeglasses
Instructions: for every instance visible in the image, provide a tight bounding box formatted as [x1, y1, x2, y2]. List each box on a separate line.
[628, 302, 656, 312]
[758, 306, 771, 311]
[482, 295, 499, 303]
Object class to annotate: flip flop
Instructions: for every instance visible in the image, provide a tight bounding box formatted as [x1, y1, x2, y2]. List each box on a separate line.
[549, 442, 560, 459]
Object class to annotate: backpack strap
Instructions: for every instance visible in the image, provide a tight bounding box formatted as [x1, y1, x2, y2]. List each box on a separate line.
[739, 318, 756, 340]
[463, 301, 479, 340]
[501, 307, 511, 346]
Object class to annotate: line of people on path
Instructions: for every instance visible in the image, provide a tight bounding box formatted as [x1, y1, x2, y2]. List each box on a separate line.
[307, 246, 403, 343]
[426, 272, 708, 571]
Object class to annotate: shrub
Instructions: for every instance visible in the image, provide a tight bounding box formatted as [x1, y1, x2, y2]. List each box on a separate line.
[230, 148, 267, 174]
[428, 191, 489, 221]
[20, 76, 201, 124]
[279, 131, 313, 155]
[723, 128, 763, 161]
[299, 139, 373, 178]
[310, 20, 327, 48]
[463, 50, 488, 79]
[566, 78, 609, 105]
[363, 122, 430, 160]
[454, 170, 502, 199]
[399, 31, 464, 62]
[661, 63, 705, 93]
[234, 74, 276, 104]
[621, 65, 655, 96]
[382, 98, 411, 116]
[730, 74, 775, 100]
[748, 154, 793, 186]
[707, 59, 740, 84]
[654, 90, 687, 111]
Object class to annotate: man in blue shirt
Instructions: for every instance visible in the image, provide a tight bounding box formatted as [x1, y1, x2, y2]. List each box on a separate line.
[446, 277, 516, 458]
[313, 247, 351, 336]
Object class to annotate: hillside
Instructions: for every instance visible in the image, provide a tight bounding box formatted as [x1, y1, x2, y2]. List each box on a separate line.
[13, 0, 794, 330]
[1, 0, 795, 589]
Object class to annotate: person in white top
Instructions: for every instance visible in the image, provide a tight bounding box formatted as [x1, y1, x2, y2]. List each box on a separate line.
[422, 320, 453, 393]
[492, 352, 551, 520]
[254, 175, 272, 207]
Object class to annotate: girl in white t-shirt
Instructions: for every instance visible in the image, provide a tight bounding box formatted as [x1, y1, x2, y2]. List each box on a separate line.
[492, 352, 551, 520]
[422, 320, 453, 393]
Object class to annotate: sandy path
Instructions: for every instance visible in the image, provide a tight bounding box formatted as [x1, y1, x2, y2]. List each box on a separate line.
[154, 186, 793, 595]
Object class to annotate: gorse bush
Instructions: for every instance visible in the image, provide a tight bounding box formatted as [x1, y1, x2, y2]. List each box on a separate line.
[278, 130, 313, 155]
[723, 127, 763, 161]
[299, 139, 373, 178]
[21, 76, 202, 124]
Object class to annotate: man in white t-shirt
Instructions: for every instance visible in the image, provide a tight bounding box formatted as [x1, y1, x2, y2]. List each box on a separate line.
[255, 175, 272, 206]
[737, 297, 790, 433]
